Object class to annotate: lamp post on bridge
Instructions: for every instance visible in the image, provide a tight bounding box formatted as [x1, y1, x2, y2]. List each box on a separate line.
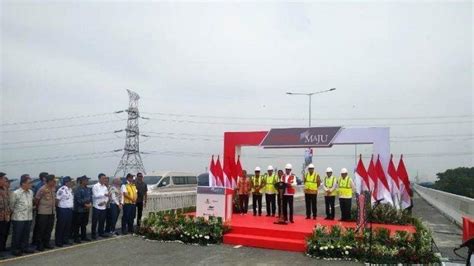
[286, 88, 336, 173]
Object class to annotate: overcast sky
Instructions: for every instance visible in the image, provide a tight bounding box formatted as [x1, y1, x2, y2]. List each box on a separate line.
[1, 1, 472, 182]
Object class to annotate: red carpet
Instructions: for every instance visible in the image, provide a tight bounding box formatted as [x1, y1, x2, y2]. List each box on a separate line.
[223, 214, 416, 252]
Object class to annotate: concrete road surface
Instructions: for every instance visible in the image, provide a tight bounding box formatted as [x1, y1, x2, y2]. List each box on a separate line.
[1, 235, 361, 266]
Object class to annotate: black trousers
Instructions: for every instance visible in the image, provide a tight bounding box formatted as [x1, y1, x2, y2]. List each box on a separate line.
[55, 208, 73, 245]
[136, 202, 144, 227]
[238, 194, 249, 213]
[36, 214, 54, 248]
[31, 212, 39, 245]
[105, 207, 112, 233]
[339, 198, 352, 221]
[121, 203, 136, 234]
[0, 220, 10, 251]
[11, 220, 32, 253]
[325, 196, 336, 219]
[252, 194, 262, 215]
[305, 194, 317, 218]
[107, 204, 120, 233]
[265, 194, 276, 216]
[91, 208, 106, 237]
[283, 195, 294, 222]
[277, 194, 282, 217]
[69, 212, 76, 240]
[73, 211, 89, 240]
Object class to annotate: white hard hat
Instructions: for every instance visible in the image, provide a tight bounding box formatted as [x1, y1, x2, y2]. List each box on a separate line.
[267, 165, 274, 171]
[285, 163, 292, 169]
[307, 164, 315, 169]
[341, 168, 348, 174]
[254, 166, 261, 172]
[326, 167, 333, 173]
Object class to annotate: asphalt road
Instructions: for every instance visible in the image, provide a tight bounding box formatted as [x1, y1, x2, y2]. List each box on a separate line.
[0, 192, 465, 265]
[1, 235, 360, 266]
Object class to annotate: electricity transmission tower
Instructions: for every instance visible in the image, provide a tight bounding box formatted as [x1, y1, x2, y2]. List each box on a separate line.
[114, 89, 146, 177]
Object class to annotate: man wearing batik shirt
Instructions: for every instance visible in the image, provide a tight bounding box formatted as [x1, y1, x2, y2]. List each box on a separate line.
[10, 174, 35, 256]
[0, 172, 11, 253]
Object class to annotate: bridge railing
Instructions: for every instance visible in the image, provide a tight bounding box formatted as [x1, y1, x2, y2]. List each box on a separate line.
[413, 183, 474, 226]
[144, 191, 196, 215]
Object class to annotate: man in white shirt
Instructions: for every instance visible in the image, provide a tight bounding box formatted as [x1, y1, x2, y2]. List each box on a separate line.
[55, 176, 74, 247]
[91, 173, 110, 239]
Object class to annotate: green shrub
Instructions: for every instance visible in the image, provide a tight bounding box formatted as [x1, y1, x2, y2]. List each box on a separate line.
[138, 208, 229, 245]
[306, 218, 440, 264]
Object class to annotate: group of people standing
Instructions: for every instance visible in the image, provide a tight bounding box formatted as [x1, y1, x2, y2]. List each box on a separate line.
[0, 171, 148, 257]
[236, 163, 355, 223]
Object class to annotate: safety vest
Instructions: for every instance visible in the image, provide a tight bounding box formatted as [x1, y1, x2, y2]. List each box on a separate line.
[284, 174, 296, 195]
[124, 182, 137, 204]
[338, 177, 353, 198]
[264, 174, 277, 194]
[251, 176, 263, 194]
[304, 172, 319, 192]
[324, 176, 337, 196]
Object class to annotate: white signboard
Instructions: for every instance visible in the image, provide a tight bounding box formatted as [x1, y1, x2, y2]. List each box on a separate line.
[196, 187, 233, 221]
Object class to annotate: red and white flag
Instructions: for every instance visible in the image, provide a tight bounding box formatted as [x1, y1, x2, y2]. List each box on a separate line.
[208, 155, 218, 187]
[375, 155, 393, 205]
[367, 155, 378, 203]
[387, 154, 401, 209]
[235, 156, 243, 184]
[223, 157, 233, 189]
[230, 156, 238, 188]
[215, 156, 224, 187]
[355, 154, 370, 194]
[397, 154, 412, 209]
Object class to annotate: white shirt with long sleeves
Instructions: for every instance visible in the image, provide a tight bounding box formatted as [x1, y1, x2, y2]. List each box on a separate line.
[92, 183, 109, 210]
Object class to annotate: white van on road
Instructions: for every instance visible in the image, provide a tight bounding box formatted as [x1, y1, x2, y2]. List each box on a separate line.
[144, 171, 197, 191]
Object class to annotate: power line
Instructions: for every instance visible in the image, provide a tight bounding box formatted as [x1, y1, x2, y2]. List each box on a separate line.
[0, 132, 115, 145]
[142, 116, 472, 127]
[0, 154, 121, 167]
[0, 150, 122, 165]
[0, 112, 122, 127]
[140, 150, 472, 159]
[0, 137, 118, 150]
[142, 111, 473, 121]
[0, 119, 127, 133]
[142, 131, 221, 138]
[392, 134, 473, 139]
[391, 138, 473, 143]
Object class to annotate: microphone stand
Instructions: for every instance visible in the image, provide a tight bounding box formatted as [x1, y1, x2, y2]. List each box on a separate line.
[368, 198, 383, 265]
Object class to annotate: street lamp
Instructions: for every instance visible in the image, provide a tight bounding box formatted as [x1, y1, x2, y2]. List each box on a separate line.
[286, 88, 336, 127]
[286, 88, 337, 175]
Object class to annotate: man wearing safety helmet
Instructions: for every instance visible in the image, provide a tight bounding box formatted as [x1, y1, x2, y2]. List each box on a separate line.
[282, 164, 297, 223]
[322, 167, 337, 220]
[303, 164, 321, 220]
[338, 168, 355, 221]
[263, 166, 277, 217]
[251, 167, 265, 216]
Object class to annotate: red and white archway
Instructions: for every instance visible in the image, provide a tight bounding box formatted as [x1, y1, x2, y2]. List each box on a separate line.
[223, 127, 390, 169]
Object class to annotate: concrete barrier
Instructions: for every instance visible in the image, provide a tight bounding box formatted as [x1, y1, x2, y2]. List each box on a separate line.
[413, 184, 474, 226]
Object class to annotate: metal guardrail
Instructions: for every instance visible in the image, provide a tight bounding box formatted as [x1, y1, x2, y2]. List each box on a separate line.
[144, 191, 196, 215]
[143, 186, 306, 215]
[413, 183, 474, 226]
